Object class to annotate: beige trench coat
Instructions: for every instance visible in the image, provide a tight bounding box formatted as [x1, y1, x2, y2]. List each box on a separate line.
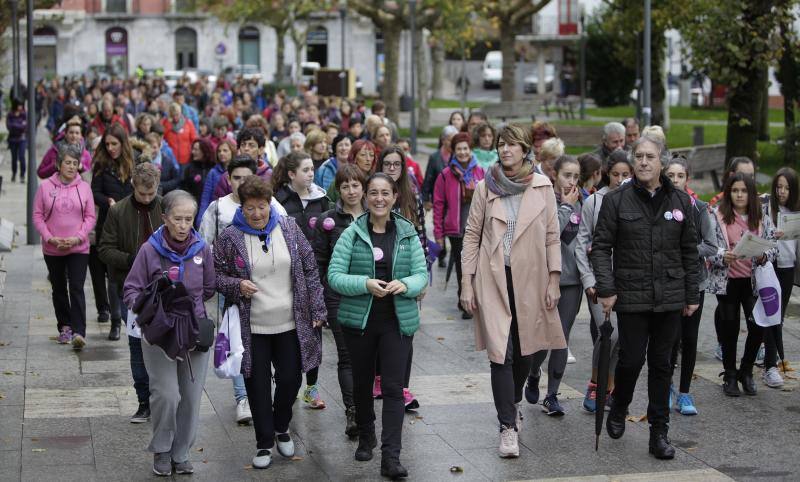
[461, 174, 567, 364]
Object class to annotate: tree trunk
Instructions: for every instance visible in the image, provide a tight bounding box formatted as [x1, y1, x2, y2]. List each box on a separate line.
[275, 28, 287, 83]
[416, 29, 430, 134]
[291, 28, 304, 89]
[499, 21, 516, 102]
[758, 67, 770, 141]
[650, 29, 666, 126]
[725, 67, 766, 163]
[382, 24, 402, 123]
[431, 38, 445, 99]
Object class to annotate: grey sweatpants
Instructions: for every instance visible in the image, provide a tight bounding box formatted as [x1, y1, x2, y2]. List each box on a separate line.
[141, 341, 210, 463]
[588, 295, 620, 378]
[530, 285, 583, 396]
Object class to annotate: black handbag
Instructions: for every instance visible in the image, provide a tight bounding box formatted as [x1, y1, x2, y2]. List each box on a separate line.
[195, 316, 215, 352]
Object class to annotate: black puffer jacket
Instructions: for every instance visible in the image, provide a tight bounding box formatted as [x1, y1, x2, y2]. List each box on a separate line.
[274, 184, 330, 243]
[312, 201, 359, 320]
[91, 166, 134, 243]
[590, 175, 700, 312]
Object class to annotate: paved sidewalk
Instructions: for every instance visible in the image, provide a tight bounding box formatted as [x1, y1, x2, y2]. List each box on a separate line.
[2, 129, 800, 481]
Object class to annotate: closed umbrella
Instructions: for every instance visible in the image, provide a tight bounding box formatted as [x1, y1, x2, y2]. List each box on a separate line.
[595, 312, 614, 451]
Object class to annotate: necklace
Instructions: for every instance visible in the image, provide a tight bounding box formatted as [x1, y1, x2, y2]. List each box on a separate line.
[248, 235, 275, 276]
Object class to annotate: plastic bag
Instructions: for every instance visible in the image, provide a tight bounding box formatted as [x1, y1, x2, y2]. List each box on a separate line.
[126, 309, 142, 339]
[214, 304, 244, 378]
[753, 263, 782, 327]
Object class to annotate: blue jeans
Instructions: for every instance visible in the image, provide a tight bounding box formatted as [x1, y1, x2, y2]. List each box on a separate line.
[129, 335, 150, 404]
[8, 140, 25, 178]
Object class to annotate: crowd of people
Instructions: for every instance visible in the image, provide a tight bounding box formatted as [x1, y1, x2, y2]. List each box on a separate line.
[14, 71, 799, 478]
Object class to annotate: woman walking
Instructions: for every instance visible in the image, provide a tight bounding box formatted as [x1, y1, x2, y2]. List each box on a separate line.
[33, 143, 96, 349]
[708, 173, 776, 397]
[313, 164, 367, 438]
[6, 97, 27, 183]
[214, 176, 325, 470]
[123, 190, 215, 476]
[460, 125, 565, 458]
[664, 157, 719, 414]
[327, 173, 428, 479]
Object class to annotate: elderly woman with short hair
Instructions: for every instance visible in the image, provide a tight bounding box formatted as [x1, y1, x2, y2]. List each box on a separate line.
[214, 176, 326, 470]
[123, 190, 215, 477]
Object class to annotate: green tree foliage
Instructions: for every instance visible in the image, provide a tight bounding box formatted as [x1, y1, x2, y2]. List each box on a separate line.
[584, 14, 635, 107]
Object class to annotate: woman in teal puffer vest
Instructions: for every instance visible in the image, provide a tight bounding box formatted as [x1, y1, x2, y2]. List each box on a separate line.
[327, 173, 427, 480]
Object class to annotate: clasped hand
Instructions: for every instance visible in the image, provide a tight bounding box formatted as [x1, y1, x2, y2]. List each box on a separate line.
[367, 279, 407, 297]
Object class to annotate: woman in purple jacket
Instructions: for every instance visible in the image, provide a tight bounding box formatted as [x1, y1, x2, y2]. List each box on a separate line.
[214, 176, 325, 470]
[6, 97, 27, 183]
[123, 190, 215, 477]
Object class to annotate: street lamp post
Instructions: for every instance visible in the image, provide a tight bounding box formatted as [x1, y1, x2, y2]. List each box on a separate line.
[339, 2, 347, 99]
[409, 0, 417, 154]
[643, 0, 652, 126]
[11, 0, 20, 99]
[579, 10, 586, 120]
[26, 0, 38, 245]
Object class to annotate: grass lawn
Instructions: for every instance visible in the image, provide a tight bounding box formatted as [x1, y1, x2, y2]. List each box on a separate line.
[586, 105, 786, 124]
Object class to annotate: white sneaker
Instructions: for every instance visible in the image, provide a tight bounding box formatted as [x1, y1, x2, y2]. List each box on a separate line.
[236, 398, 252, 424]
[567, 348, 576, 364]
[763, 367, 784, 388]
[252, 449, 272, 469]
[275, 432, 295, 458]
[498, 425, 519, 458]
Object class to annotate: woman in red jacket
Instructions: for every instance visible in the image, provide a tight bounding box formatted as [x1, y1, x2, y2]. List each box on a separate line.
[162, 102, 198, 166]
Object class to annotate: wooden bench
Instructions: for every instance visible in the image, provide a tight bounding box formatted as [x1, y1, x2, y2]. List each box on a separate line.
[671, 144, 726, 190]
[550, 124, 602, 149]
[542, 95, 581, 120]
[481, 101, 542, 122]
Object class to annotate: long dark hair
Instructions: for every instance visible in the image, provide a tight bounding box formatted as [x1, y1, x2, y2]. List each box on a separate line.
[93, 122, 134, 183]
[272, 151, 311, 191]
[719, 172, 761, 231]
[770, 167, 800, 225]
[375, 146, 418, 226]
[722, 156, 754, 186]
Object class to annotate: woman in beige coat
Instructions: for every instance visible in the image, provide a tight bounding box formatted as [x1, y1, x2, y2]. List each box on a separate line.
[460, 124, 566, 459]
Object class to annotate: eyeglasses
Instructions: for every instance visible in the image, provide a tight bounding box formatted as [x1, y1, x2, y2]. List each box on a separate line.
[383, 162, 402, 170]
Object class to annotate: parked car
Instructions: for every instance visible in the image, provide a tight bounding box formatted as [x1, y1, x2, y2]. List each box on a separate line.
[482, 51, 502, 89]
[523, 64, 556, 94]
[222, 65, 262, 83]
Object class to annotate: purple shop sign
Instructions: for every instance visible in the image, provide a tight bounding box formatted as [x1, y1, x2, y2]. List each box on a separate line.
[106, 28, 128, 56]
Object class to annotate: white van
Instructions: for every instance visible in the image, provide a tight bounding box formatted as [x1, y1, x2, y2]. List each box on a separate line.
[482, 51, 502, 89]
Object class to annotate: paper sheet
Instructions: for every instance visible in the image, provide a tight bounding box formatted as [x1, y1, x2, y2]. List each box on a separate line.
[731, 231, 776, 258]
[777, 211, 800, 240]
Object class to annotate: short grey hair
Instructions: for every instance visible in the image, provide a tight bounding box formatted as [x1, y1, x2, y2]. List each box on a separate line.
[629, 133, 667, 164]
[57, 143, 83, 167]
[602, 122, 625, 140]
[161, 189, 197, 216]
[289, 132, 306, 144]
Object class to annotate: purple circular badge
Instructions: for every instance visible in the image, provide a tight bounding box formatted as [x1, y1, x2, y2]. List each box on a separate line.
[322, 217, 335, 231]
[168, 266, 180, 281]
[569, 213, 581, 225]
[373, 247, 384, 261]
[672, 209, 684, 222]
[308, 217, 318, 229]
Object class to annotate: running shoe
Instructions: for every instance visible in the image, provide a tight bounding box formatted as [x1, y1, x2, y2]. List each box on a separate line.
[275, 432, 295, 458]
[755, 344, 765, 367]
[524, 368, 541, 404]
[302, 385, 326, 409]
[71, 334, 85, 351]
[252, 449, 272, 469]
[57, 326, 73, 344]
[403, 388, 419, 411]
[236, 398, 252, 424]
[763, 366, 784, 388]
[541, 393, 565, 416]
[583, 382, 597, 413]
[172, 460, 193, 474]
[676, 393, 698, 415]
[714, 343, 723, 361]
[498, 425, 519, 458]
[372, 376, 382, 399]
[130, 403, 150, 423]
[153, 453, 172, 476]
[567, 348, 576, 364]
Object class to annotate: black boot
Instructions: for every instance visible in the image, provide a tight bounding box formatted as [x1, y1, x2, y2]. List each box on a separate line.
[345, 407, 358, 439]
[380, 456, 408, 479]
[737, 367, 757, 396]
[97, 310, 110, 323]
[606, 405, 627, 439]
[649, 428, 676, 460]
[108, 319, 121, 341]
[721, 369, 740, 397]
[354, 425, 377, 461]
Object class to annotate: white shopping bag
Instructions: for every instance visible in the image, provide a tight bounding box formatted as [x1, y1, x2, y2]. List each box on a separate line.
[214, 304, 244, 379]
[126, 309, 142, 338]
[753, 263, 782, 327]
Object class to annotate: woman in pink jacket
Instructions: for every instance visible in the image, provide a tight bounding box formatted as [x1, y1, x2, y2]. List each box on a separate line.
[37, 118, 93, 179]
[33, 143, 97, 350]
[433, 132, 485, 319]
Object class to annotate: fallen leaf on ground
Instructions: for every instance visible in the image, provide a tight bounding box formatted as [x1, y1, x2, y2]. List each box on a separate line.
[196, 447, 204, 452]
[31, 438, 38, 442]
[450, 466, 464, 473]
[3, 371, 14, 375]
[0, 393, 4, 399]
[32, 448, 46, 453]
[415, 415, 423, 420]
[465, 384, 474, 388]
[243, 465, 253, 470]
[626, 414, 647, 422]
[0, 341, 9, 346]
[436, 337, 445, 341]
[202, 460, 207, 464]
[291, 456, 303, 461]
[446, 317, 454, 320]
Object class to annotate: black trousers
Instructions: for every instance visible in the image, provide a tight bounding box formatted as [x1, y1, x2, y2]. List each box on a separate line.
[43, 254, 89, 337]
[245, 331, 303, 450]
[764, 266, 794, 369]
[671, 292, 705, 393]
[613, 311, 681, 430]
[490, 266, 533, 429]
[88, 245, 110, 314]
[328, 316, 354, 408]
[448, 236, 464, 308]
[716, 277, 762, 372]
[344, 315, 412, 460]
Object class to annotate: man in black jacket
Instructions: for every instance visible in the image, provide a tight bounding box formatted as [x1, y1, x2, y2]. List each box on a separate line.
[590, 134, 700, 460]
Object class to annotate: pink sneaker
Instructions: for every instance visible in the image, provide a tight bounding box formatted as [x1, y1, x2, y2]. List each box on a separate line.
[372, 376, 382, 399]
[57, 326, 73, 344]
[403, 388, 419, 411]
